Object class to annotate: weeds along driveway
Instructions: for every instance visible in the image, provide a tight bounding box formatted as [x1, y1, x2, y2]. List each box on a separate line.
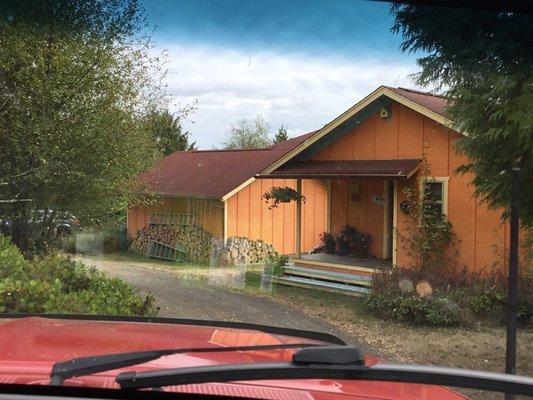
[76, 255, 356, 345]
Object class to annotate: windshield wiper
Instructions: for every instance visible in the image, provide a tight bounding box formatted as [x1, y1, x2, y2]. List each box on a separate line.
[50, 342, 322, 386]
[116, 346, 533, 397]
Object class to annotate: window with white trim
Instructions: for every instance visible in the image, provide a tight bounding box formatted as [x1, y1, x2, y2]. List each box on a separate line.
[421, 177, 449, 222]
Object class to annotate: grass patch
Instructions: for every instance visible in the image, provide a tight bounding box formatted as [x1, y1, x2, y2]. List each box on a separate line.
[244, 270, 262, 289]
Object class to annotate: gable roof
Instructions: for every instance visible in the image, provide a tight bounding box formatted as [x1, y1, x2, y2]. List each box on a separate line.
[137, 86, 452, 200]
[136, 132, 315, 199]
[385, 87, 447, 116]
[259, 85, 452, 175]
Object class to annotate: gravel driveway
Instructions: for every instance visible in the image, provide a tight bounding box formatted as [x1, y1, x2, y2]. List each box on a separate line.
[78, 255, 354, 344]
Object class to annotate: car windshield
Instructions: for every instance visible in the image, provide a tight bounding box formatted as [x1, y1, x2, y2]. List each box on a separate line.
[0, 1, 531, 400]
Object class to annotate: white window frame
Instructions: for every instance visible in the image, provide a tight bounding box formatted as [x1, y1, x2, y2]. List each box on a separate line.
[419, 176, 449, 218]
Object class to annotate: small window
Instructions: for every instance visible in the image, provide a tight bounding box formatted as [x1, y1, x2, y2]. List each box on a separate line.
[422, 180, 446, 222]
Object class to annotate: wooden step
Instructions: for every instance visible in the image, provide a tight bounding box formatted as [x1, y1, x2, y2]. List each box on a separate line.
[291, 258, 377, 277]
[284, 266, 372, 287]
[272, 276, 370, 297]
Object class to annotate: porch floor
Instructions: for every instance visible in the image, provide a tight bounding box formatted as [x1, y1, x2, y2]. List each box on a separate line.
[296, 253, 392, 270]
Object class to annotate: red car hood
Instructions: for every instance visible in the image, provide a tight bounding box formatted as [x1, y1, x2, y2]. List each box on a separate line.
[0, 317, 466, 400]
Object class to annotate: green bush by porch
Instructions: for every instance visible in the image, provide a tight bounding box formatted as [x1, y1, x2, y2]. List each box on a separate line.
[365, 267, 532, 327]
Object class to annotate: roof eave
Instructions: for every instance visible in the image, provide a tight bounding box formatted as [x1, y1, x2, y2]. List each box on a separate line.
[134, 192, 222, 201]
[259, 173, 411, 179]
[259, 86, 455, 176]
[221, 177, 256, 202]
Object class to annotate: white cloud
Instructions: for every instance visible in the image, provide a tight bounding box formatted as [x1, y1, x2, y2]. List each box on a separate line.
[161, 43, 420, 148]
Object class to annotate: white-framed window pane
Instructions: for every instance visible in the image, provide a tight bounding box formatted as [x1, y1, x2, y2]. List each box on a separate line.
[427, 182, 443, 203]
[424, 181, 445, 218]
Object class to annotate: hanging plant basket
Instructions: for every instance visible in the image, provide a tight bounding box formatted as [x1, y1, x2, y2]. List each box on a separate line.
[263, 186, 306, 209]
[400, 200, 412, 215]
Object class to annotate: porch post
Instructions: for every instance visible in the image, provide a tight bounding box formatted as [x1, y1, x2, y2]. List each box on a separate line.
[295, 178, 302, 258]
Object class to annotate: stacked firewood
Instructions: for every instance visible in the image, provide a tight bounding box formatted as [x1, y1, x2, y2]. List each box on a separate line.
[175, 225, 214, 262]
[129, 225, 176, 253]
[130, 224, 213, 263]
[217, 236, 277, 265]
[130, 225, 277, 265]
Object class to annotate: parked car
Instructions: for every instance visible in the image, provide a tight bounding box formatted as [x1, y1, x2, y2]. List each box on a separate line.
[0, 211, 79, 238]
[54, 214, 81, 236]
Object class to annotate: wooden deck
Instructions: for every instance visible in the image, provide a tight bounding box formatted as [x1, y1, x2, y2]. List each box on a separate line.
[291, 253, 391, 277]
[298, 253, 392, 268]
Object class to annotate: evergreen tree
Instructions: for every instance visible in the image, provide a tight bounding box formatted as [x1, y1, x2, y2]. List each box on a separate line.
[392, 5, 532, 226]
[273, 125, 289, 144]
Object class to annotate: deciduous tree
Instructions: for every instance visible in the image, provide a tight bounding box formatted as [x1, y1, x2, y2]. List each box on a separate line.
[221, 115, 271, 149]
[0, 0, 167, 250]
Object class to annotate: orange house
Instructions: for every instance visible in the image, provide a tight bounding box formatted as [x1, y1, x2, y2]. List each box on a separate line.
[129, 86, 518, 273]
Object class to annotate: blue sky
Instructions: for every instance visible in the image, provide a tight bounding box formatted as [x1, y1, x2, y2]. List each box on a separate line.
[142, 0, 420, 148]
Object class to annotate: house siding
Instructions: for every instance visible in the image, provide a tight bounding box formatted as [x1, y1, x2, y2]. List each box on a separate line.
[328, 179, 387, 259]
[225, 178, 328, 254]
[127, 197, 224, 239]
[311, 102, 511, 272]
[127, 94, 525, 273]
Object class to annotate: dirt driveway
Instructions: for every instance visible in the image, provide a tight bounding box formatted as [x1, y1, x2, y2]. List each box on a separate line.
[77, 255, 356, 345]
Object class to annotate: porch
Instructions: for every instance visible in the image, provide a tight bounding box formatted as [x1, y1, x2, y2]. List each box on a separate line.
[260, 159, 420, 259]
[259, 158, 420, 295]
[295, 252, 392, 272]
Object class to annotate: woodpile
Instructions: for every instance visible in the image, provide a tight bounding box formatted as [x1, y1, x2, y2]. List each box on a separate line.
[130, 223, 213, 263]
[130, 225, 277, 266]
[216, 236, 277, 266]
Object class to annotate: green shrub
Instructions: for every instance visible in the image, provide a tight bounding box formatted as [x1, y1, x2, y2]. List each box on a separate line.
[365, 292, 461, 326]
[365, 267, 532, 327]
[48, 279, 156, 316]
[516, 278, 533, 325]
[0, 277, 64, 313]
[268, 254, 288, 276]
[0, 235, 27, 276]
[0, 235, 157, 316]
[469, 290, 505, 315]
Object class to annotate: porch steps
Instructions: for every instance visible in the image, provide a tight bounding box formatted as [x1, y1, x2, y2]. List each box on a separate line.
[271, 275, 370, 297]
[272, 264, 372, 297]
[285, 266, 372, 287]
[292, 258, 377, 277]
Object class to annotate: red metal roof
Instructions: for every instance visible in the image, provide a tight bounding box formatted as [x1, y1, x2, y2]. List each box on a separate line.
[386, 87, 448, 116]
[137, 132, 315, 198]
[267, 159, 421, 178]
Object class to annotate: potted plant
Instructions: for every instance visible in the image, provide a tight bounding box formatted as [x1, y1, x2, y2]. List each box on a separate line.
[263, 186, 306, 209]
[336, 224, 372, 258]
[319, 232, 336, 254]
